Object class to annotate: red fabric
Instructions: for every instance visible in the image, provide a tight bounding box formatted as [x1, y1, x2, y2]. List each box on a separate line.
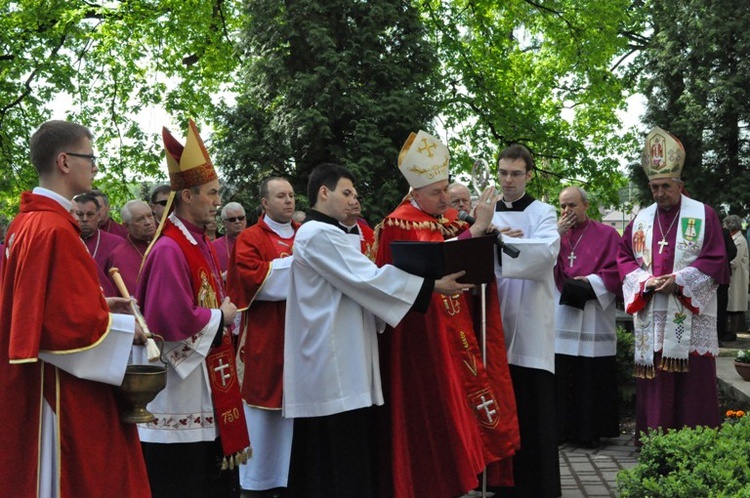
[357, 219, 376, 260]
[375, 201, 518, 498]
[163, 220, 250, 459]
[225, 217, 297, 408]
[0, 192, 149, 497]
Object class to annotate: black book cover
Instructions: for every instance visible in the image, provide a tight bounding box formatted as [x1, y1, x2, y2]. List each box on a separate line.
[390, 235, 496, 284]
[559, 278, 597, 310]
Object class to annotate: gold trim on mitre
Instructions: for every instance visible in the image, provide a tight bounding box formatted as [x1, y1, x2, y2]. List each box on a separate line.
[398, 130, 450, 189]
[162, 119, 218, 191]
[641, 126, 685, 181]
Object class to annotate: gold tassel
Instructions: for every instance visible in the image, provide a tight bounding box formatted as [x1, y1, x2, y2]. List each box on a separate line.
[221, 456, 228, 471]
[634, 363, 656, 379]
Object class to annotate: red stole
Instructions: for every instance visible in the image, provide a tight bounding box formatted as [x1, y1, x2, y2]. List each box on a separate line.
[376, 201, 519, 493]
[162, 220, 251, 467]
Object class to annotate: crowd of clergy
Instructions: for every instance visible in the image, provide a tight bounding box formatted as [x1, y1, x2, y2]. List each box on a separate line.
[0, 119, 745, 498]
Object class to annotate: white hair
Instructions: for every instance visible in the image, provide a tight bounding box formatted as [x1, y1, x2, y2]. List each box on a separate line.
[120, 200, 151, 224]
[221, 202, 246, 219]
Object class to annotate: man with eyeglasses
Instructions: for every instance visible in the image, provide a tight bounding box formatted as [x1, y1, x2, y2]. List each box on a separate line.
[447, 181, 473, 215]
[490, 143, 561, 498]
[617, 127, 727, 442]
[149, 184, 171, 224]
[213, 201, 247, 275]
[0, 120, 150, 497]
[226, 177, 298, 497]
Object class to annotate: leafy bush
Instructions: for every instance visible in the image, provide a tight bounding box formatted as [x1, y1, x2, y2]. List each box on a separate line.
[617, 415, 750, 497]
[738, 349, 750, 363]
[616, 326, 636, 412]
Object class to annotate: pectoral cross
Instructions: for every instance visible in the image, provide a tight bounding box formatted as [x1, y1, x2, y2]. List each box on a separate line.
[567, 251, 577, 267]
[657, 238, 668, 254]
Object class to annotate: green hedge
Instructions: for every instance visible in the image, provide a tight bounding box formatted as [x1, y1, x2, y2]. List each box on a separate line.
[617, 415, 750, 497]
[616, 326, 636, 412]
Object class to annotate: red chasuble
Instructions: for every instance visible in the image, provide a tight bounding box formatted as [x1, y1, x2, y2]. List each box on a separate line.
[375, 201, 519, 498]
[0, 192, 149, 497]
[225, 217, 297, 408]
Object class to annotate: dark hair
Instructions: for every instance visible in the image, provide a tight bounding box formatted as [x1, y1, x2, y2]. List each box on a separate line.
[173, 186, 201, 208]
[498, 144, 535, 172]
[29, 120, 93, 176]
[260, 176, 289, 201]
[73, 192, 101, 210]
[149, 184, 172, 203]
[307, 163, 355, 208]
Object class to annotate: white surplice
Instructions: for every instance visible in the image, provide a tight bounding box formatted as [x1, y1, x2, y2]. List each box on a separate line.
[492, 198, 560, 373]
[283, 219, 424, 418]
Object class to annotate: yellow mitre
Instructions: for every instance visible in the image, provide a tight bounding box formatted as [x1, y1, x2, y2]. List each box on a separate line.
[162, 119, 218, 191]
[398, 130, 450, 189]
[641, 126, 685, 181]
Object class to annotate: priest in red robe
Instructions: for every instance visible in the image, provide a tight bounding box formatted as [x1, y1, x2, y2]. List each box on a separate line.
[375, 130, 519, 498]
[105, 200, 156, 295]
[0, 120, 150, 497]
[226, 177, 299, 494]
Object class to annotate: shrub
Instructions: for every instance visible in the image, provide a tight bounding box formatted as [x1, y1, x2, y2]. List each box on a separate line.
[617, 415, 750, 497]
[616, 326, 636, 413]
[738, 349, 750, 363]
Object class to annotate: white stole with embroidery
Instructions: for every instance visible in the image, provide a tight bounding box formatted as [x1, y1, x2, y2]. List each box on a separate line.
[630, 195, 705, 376]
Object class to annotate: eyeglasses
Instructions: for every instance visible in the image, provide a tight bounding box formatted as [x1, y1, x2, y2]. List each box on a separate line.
[224, 216, 246, 223]
[153, 200, 168, 206]
[65, 152, 97, 165]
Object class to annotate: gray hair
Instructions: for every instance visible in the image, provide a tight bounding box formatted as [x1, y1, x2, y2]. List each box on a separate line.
[221, 202, 245, 219]
[121, 200, 151, 224]
[724, 214, 743, 232]
[561, 185, 589, 204]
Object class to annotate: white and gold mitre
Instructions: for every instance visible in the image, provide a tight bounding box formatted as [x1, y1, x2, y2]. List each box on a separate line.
[641, 126, 685, 181]
[398, 130, 450, 189]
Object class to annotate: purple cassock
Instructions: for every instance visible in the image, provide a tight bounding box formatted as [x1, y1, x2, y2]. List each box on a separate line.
[105, 236, 150, 298]
[101, 217, 129, 239]
[136, 216, 225, 341]
[211, 234, 236, 274]
[617, 197, 727, 441]
[554, 219, 622, 296]
[83, 229, 122, 297]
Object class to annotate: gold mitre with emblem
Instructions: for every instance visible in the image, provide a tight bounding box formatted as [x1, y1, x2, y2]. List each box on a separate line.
[641, 126, 685, 181]
[398, 130, 450, 189]
[162, 119, 218, 191]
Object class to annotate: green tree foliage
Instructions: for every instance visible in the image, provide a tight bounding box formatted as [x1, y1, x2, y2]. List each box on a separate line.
[630, 0, 750, 215]
[0, 0, 242, 217]
[213, 0, 440, 222]
[422, 0, 638, 210]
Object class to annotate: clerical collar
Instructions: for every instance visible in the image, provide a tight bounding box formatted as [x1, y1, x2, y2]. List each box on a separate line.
[32, 186, 72, 212]
[264, 214, 295, 238]
[496, 193, 535, 212]
[339, 222, 360, 235]
[308, 209, 348, 232]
